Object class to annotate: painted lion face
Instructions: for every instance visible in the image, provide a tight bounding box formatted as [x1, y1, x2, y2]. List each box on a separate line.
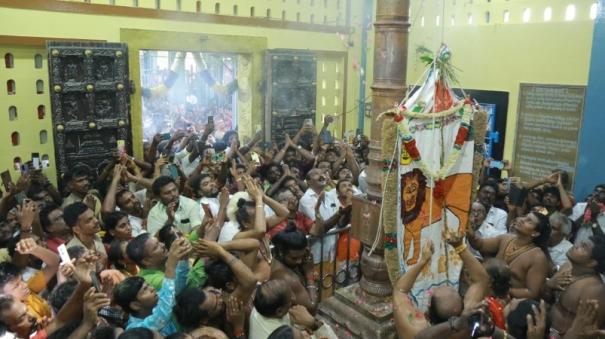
[403, 174, 420, 212]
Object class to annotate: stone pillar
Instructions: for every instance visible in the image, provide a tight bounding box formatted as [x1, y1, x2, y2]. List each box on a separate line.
[359, 0, 411, 297]
[318, 1, 410, 337]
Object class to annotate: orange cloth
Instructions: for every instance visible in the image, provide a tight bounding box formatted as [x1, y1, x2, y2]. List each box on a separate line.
[25, 293, 52, 321]
[26, 271, 52, 321]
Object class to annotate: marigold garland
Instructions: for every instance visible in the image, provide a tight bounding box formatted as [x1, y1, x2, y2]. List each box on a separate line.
[395, 102, 473, 181]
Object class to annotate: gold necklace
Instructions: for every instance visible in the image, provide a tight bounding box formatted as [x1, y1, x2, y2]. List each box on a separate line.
[503, 238, 535, 264]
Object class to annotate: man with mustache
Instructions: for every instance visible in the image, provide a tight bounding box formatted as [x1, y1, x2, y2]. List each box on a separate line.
[65, 202, 107, 268]
[61, 167, 102, 219]
[147, 176, 202, 237]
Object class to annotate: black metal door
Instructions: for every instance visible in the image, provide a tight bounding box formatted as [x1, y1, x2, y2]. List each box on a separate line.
[47, 42, 132, 188]
[264, 50, 316, 147]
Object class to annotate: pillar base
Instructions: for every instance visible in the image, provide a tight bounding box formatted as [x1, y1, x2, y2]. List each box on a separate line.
[318, 284, 395, 339]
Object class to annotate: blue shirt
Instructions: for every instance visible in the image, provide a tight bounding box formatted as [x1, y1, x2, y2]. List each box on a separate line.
[126, 278, 179, 336]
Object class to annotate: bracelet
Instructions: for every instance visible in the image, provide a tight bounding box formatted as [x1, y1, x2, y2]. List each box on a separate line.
[454, 243, 467, 255]
[256, 204, 264, 209]
[21, 228, 33, 234]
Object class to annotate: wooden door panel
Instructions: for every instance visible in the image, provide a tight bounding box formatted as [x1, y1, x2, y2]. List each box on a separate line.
[47, 41, 132, 189]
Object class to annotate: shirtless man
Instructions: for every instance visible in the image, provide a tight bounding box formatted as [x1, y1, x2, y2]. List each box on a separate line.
[467, 211, 550, 299]
[548, 234, 605, 336]
[393, 233, 490, 339]
[270, 226, 318, 313]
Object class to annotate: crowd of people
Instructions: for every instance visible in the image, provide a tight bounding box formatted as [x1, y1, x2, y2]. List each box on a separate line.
[0, 116, 365, 339]
[0, 113, 602, 339]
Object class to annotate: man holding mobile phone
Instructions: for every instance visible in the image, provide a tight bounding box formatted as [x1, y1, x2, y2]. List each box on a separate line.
[61, 167, 102, 220]
[146, 176, 202, 237]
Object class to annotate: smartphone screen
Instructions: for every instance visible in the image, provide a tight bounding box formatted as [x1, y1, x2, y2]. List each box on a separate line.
[0, 170, 12, 192]
[90, 272, 102, 292]
[57, 244, 71, 264]
[207, 116, 214, 124]
[117, 140, 126, 157]
[31, 153, 40, 170]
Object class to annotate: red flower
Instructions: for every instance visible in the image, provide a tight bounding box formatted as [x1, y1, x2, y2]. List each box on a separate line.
[454, 126, 469, 146]
[404, 139, 420, 159]
[433, 180, 445, 200]
[394, 114, 404, 123]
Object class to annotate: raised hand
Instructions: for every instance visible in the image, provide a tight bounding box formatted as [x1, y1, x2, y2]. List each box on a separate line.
[244, 176, 263, 202]
[526, 300, 546, 339]
[570, 299, 605, 338]
[547, 270, 573, 291]
[225, 296, 246, 331]
[83, 194, 96, 211]
[15, 238, 38, 255]
[193, 239, 224, 259]
[73, 253, 98, 284]
[289, 305, 317, 329]
[17, 200, 36, 229]
[82, 287, 110, 326]
[166, 201, 177, 224]
[168, 238, 191, 261]
[218, 187, 230, 207]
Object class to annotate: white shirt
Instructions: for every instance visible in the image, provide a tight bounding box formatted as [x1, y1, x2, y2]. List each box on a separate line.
[217, 205, 276, 243]
[175, 149, 200, 177]
[147, 195, 202, 236]
[128, 215, 146, 237]
[249, 308, 337, 339]
[477, 220, 507, 239]
[575, 212, 605, 244]
[549, 239, 573, 268]
[299, 188, 341, 264]
[484, 206, 508, 234]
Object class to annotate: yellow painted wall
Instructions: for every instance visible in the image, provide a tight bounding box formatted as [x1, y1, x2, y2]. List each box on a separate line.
[407, 0, 596, 161]
[0, 46, 56, 183]
[0, 1, 362, 180]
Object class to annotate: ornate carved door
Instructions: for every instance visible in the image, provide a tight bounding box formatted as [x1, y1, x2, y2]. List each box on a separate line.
[264, 50, 317, 146]
[47, 42, 132, 188]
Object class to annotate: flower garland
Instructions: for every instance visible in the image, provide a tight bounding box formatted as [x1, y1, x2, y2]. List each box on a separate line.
[397, 102, 473, 181]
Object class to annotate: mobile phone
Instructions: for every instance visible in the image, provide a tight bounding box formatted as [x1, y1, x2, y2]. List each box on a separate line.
[212, 151, 225, 163]
[161, 133, 171, 141]
[57, 244, 71, 264]
[488, 160, 504, 170]
[20, 164, 29, 176]
[90, 271, 102, 292]
[1, 170, 12, 192]
[304, 118, 313, 126]
[509, 184, 528, 207]
[262, 141, 272, 150]
[201, 203, 213, 219]
[31, 153, 40, 170]
[251, 152, 260, 164]
[168, 164, 179, 180]
[207, 116, 214, 124]
[117, 140, 126, 157]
